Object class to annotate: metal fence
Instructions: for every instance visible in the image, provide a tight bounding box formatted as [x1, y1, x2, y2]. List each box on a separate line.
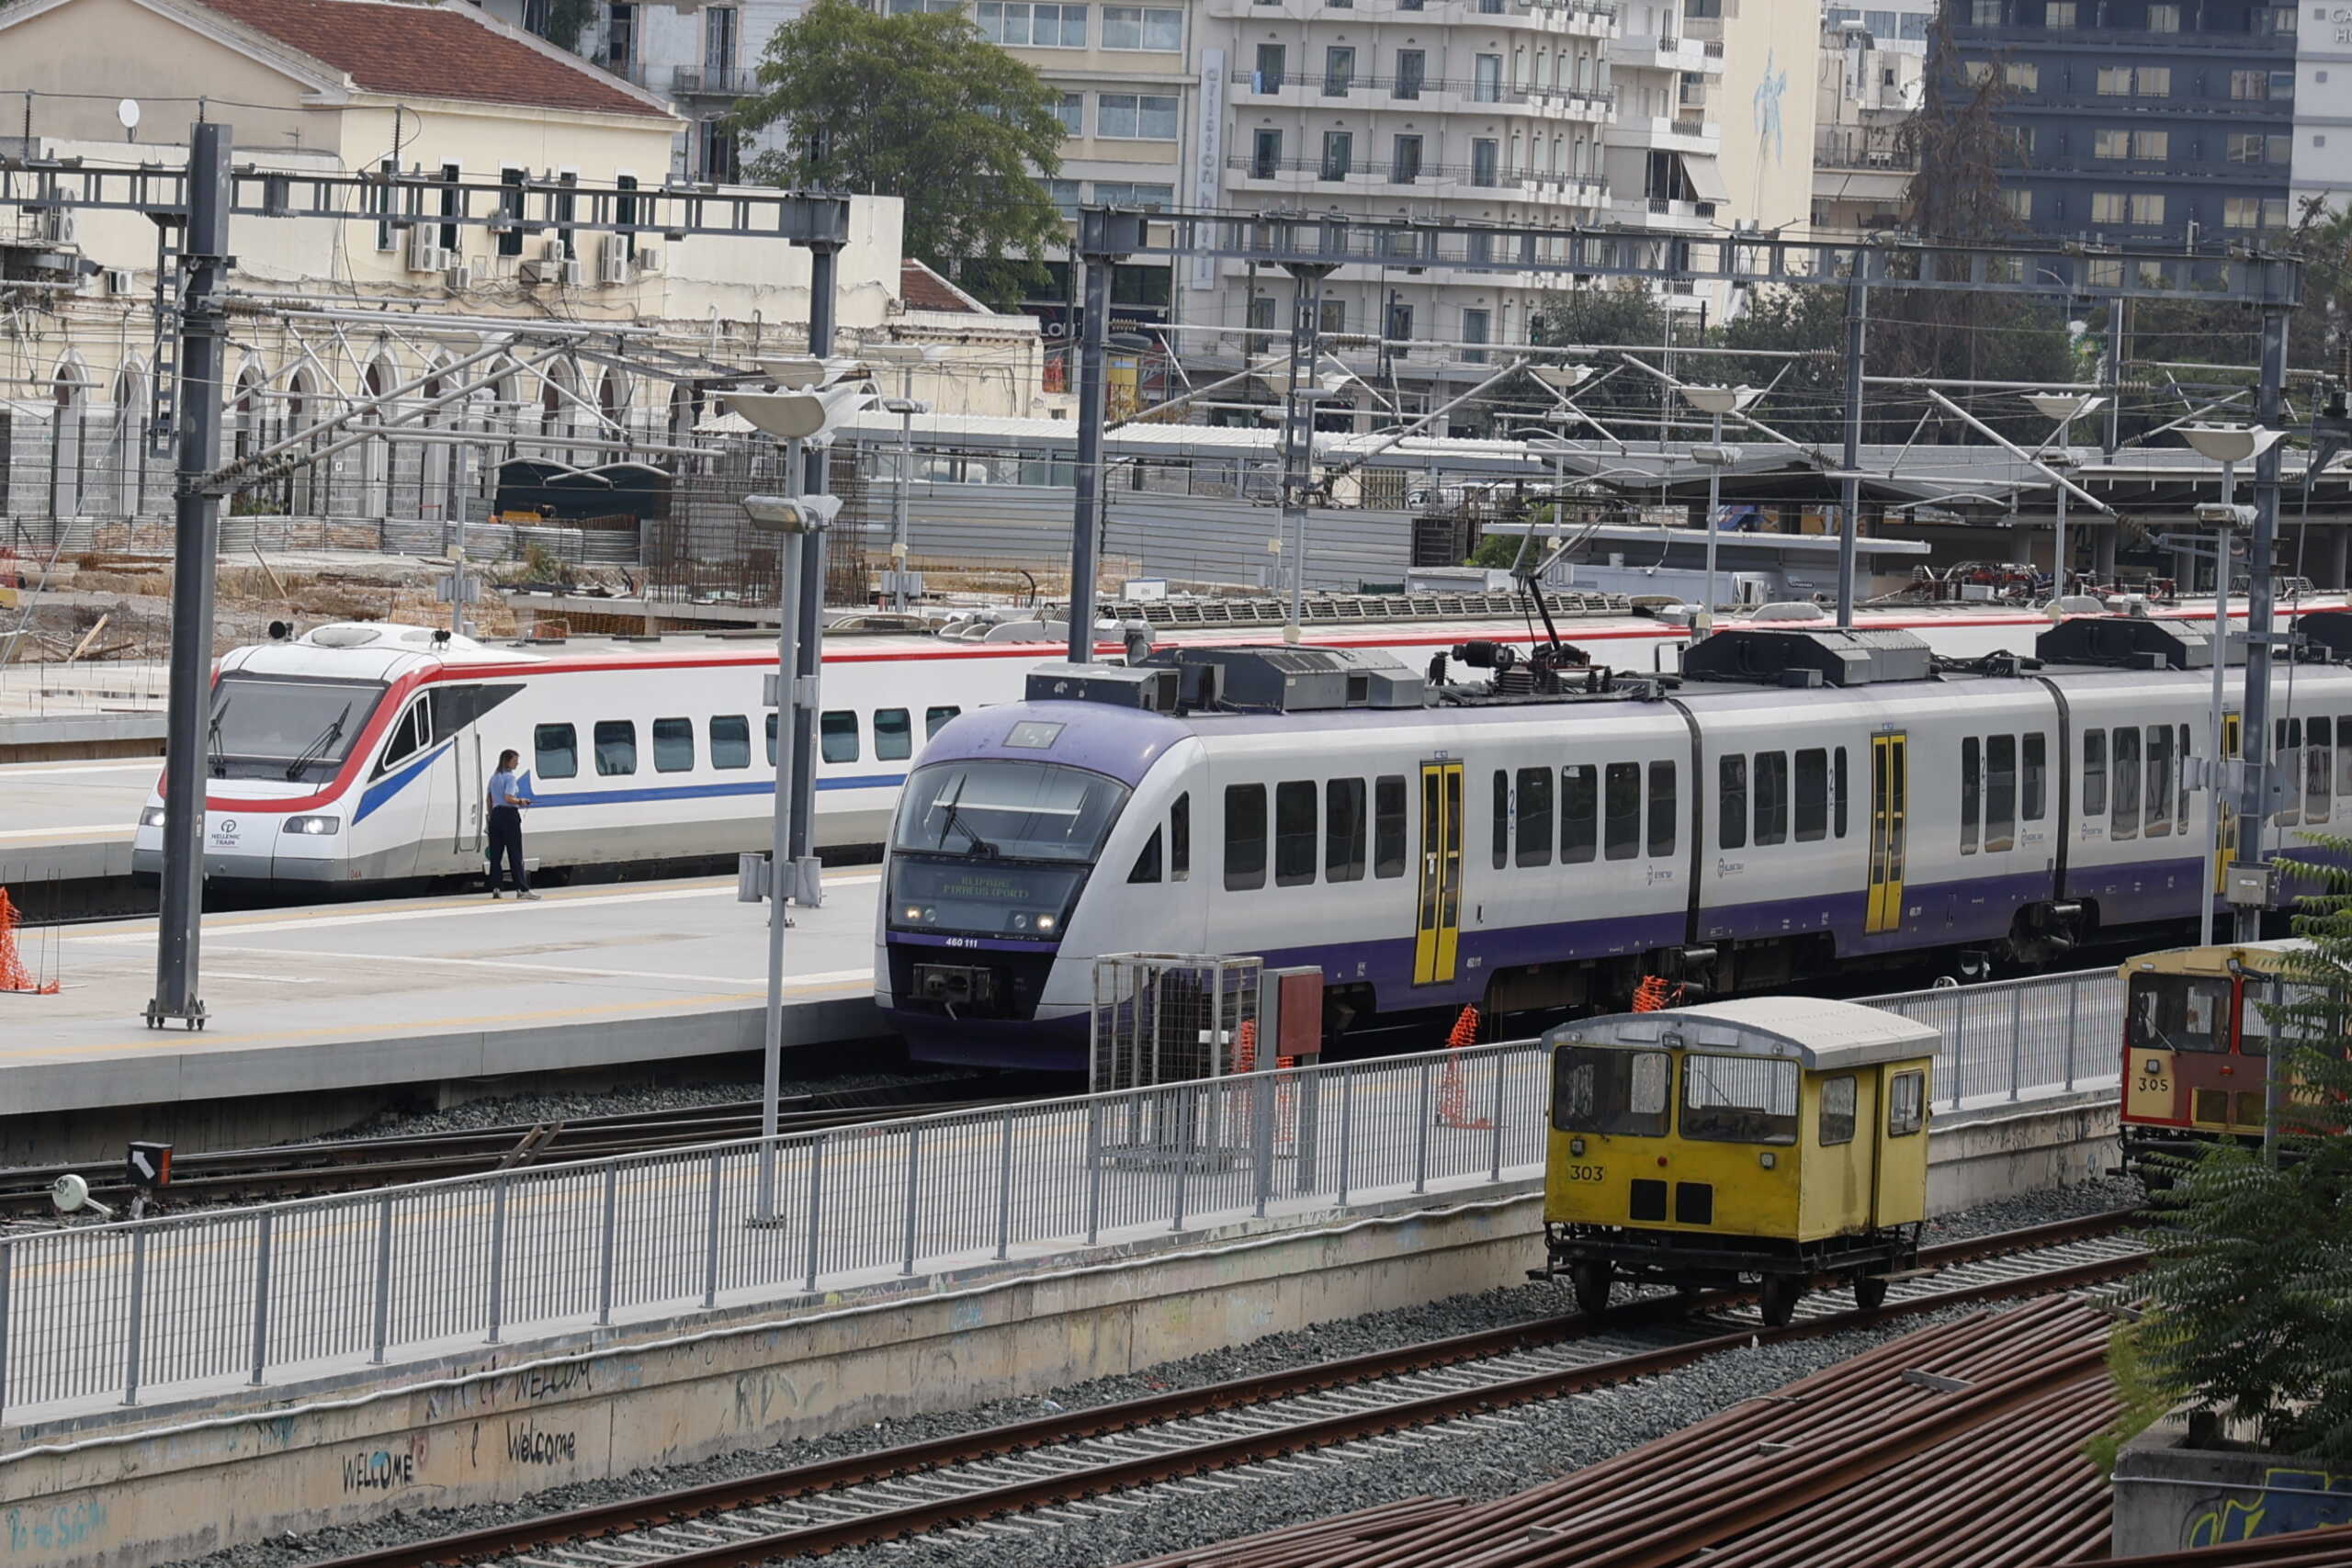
[0, 967, 2125, 1423]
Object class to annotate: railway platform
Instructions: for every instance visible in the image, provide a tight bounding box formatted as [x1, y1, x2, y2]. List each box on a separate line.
[0, 873, 885, 1162]
[0, 756, 156, 897]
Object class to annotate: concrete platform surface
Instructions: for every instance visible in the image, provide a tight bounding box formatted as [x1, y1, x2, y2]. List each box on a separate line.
[0, 872, 883, 1115]
[0, 756, 158, 886]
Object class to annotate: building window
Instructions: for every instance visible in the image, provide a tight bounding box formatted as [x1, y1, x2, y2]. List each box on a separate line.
[1394, 48, 1425, 97]
[2002, 186, 2033, 219]
[1101, 4, 1182, 47]
[2097, 66, 2131, 94]
[2130, 191, 2165, 224]
[2137, 65, 2170, 95]
[1970, 0, 1999, 19]
[498, 166, 525, 258]
[1054, 93, 1084, 134]
[1475, 53, 1503, 101]
[1462, 307, 1490, 363]
[1254, 40, 1285, 88]
[697, 119, 740, 183]
[1324, 44, 1355, 94]
[2043, 0, 2075, 23]
[2092, 191, 2126, 223]
[2147, 0, 2178, 25]
[1320, 130, 1353, 179]
[1251, 128, 1283, 177]
[1964, 59, 1994, 84]
[1092, 181, 1173, 206]
[1386, 298, 1412, 339]
[2271, 70, 2298, 96]
[2004, 61, 2037, 88]
[705, 5, 736, 69]
[1318, 296, 1345, 334]
[979, 1, 1089, 44]
[1471, 137, 1498, 185]
[2232, 68, 2270, 98]
[2094, 128, 2129, 158]
[2132, 130, 2168, 159]
[1046, 177, 1081, 216]
[1096, 92, 1179, 138]
[1392, 133, 1423, 183]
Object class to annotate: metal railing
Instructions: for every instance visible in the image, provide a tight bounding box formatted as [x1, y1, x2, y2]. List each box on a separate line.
[0, 968, 2124, 1421]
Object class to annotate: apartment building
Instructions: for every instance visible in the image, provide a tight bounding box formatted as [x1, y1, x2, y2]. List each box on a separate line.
[1811, 2, 1925, 232]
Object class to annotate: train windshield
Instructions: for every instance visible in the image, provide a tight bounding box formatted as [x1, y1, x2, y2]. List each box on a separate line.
[1552, 1046, 1672, 1137]
[208, 674, 388, 783]
[1679, 1054, 1800, 1145]
[2126, 973, 2235, 1054]
[888, 760, 1129, 938]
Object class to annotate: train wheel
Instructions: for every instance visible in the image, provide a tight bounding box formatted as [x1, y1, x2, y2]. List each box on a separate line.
[1853, 1274, 1888, 1312]
[1758, 1274, 1802, 1328]
[1569, 1259, 1612, 1315]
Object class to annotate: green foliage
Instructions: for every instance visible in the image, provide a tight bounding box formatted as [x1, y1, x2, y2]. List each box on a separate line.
[2089, 1315, 2192, 1473]
[1519, 287, 1674, 428]
[732, 0, 1067, 285]
[537, 0, 596, 53]
[2124, 838, 2352, 1463]
[1466, 532, 1527, 570]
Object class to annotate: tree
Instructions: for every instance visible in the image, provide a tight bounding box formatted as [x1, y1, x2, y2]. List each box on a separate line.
[2115, 854, 2352, 1463]
[733, 0, 1067, 288]
[1513, 287, 1679, 436]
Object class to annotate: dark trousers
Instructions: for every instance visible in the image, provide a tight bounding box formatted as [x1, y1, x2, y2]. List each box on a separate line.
[487, 807, 529, 892]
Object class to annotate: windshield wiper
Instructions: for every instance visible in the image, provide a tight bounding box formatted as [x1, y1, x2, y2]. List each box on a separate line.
[283, 703, 353, 782]
[208, 700, 230, 779]
[936, 778, 997, 859]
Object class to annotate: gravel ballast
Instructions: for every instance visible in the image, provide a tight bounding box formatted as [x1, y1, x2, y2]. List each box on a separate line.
[161, 1176, 2135, 1568]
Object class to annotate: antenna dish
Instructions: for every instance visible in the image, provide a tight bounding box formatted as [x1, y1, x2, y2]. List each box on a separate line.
[117, 98, 141, 131]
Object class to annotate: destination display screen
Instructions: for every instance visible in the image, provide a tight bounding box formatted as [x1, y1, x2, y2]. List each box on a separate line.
[888, 858, 1090, 939]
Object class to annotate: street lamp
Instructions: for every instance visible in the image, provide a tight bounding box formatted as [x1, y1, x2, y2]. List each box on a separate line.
[2181, 422, 2282, 946]
[1676, 384, 1758, 630]
[2022, 392, 2105, 599]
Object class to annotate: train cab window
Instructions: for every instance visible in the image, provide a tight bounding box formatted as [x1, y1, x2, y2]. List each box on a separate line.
[2126, 971, 2233, 1053]
[1518, 767, 1554, 867]
[2144, 726, 2173, 838]
[2309, 716, 2333, 824]
[535, 722, 579, 780]
[1492, 771, 1510, 870]
[926, 705, 961, 738]
[1225, 784, 1268, 891]
[1754, 751, 1788, 847]
[2111, 726, 2142, 840]
[1374, 775, 1407, 877]
[1562, 764, 1597, 863]
[2023, 733, 2047, 821]
[1985, 735, 2016, 852]
[1834, 747, 1849, 838]
[1679, 1053, 1799, 1145]
[1603, 761, 1641, 861]
[875, 708, 913, 761]
[1794, 749, 1827, 843]
[1818, 1075, 1857, 1145]
[1552, 1046, 1671, 1137]
[710, 715, 752, 770]
[1960, 737, 1981, 855]
[1888, 1070, 1925, 1136]
[594, 719, 637, 776]
[1328, 778, 1368, 883]
[2082, 728, 2107, 818]
[379, 696, 431, 773]
[1718, 755, 1747, 850]
[820, 710, 860, 764]
[1647, 761, 1676, 857]
[1129, 827, 1163, 884]
[652, 716, 695, 773]
[765, 713, 778, 767]
[1171, 791, 1191, 881]
[1275, 780, 1317, 886]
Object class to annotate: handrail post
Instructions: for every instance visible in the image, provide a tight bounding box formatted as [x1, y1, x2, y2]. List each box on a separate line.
[2008, 982, 2025, 1103]
[1489, 1048, 1508, 1181]
[1251, 1070, 1275, 1218]
[1170, 1086, 1193, 1233]
[702, 1147, 724, 1309]
[899, 1127, 922, 1276]
[248, 1211, 275, 1385]
[486, 1179, 509, 1345]
[1084, 1101, 1106, 1247]
[2064, 973, 2080, 1091]
[1337, 1065, 1356, 1206]
[802, 1138, 824, 1294]
[123, 1229, 149, 1404]
[0, 1237, 12, 1420]
[595, 1163, 620, 1326]
[1954, 988, 1970, 1104]
[369, 1192, 395, 1365]
[994, 1110, 1016, 1261]
[1414, 1058, 1433, 1196]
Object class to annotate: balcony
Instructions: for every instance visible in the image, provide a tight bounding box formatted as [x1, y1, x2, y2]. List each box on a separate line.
[1611, 193, 1714, 229]
[1607, 31, 1725, 73]
[1612, 114, 1720, 151]
[1814, 128, 1917, 172]
[1224, 153, 1607, 203]
[1951, 19, 2291, 53]
[671, 64, 759, 97]
[590, 55, 654, 87]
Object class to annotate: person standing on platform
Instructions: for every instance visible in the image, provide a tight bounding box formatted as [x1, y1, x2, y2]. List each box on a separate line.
[486, 748, 540, 900]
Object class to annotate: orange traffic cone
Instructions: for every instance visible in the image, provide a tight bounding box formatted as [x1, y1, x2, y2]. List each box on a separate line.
[0, 888, 58, 995]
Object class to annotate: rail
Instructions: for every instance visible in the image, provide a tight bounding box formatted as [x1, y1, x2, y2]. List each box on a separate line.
[0, 968, 2123, 1421]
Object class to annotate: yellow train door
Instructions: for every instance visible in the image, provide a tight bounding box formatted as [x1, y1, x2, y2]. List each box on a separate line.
[1413, 761, 1464, 986]
[1866, 733, 1908, 934]
[2214, 712, 2240, 895]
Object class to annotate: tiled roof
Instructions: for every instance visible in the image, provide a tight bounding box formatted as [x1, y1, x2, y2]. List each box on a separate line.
[198, 0, 673, 118]
[900, 259, 989, 314]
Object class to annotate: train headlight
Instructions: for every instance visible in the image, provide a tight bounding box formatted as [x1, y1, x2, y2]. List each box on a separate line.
[1012, 914, 1031, 931]
[1035, 914, 1056, 933]
[139, 807, 167, 827]
[1758, 1152, 1777, 1170]
[1568, 1137, 1586, 1157]
[904, 906, 923, 922]
[283, 815, 342, 837]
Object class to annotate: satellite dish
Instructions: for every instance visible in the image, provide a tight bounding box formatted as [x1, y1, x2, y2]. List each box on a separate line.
[117, 98, 141, 132]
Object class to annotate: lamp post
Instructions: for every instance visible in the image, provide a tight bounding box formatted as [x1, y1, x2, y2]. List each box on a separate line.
[1675, 385, 1758, 633]
[2182, 422, 2281, 946]
[2023, 392, 2105, 601]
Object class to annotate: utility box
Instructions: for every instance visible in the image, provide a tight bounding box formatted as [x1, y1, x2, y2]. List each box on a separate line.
[1259, 965, 1326, 1066]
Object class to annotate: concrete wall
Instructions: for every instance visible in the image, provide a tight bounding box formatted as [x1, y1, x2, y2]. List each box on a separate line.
[2114, 1418, 2352, 1557]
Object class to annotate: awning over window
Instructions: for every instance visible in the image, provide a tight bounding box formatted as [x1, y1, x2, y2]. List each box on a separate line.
[1682, 154, 1729, 205]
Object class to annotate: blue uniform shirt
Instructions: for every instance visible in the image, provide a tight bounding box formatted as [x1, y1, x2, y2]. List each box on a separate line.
[488, 770, 523, 813]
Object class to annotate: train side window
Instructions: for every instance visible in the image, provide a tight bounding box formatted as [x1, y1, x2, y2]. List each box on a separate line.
[2340, 716, 2352, 796]
[1818, 1074, 1857, 1145]
[594, 719, 637, 776]
[2022, 733, 2046, 821]
[1754, 750, 1788, 847]
[2177, 724, 2191, 829]
[1648, 760, 1676, 857]
[2144, 726, 2173, 838]
[2311, 717, 2334, 824]
[2111, 725, 2141, 840]
[1553, 1046, 1671, 1136]
[1985, 734, 2016, 852]
[1680, 1053, 1798, 1145]
[2274, 718, 2302, 827]
[2083, 728, 2107, 818]
[535, 722, 578, 780]
[875, 708, 914, 761]
[1960, 736, 1980, 854]
[1517, 767, 1554, 867]
[1128, 827, 1163, 884]
[1834, 746, 1849, 838]
[379, 697, 430, 772]
[926, 705, 961, 738]
[1275, 780, 1317, 886]
[1887, 1070, 1925, 1136]
[1374, 776, 1407, 877]
[1603, 761, 1641, 861]
[765, 713, 778, 767]
[652, 717, 695, 773]
[1492, 770, 1510, 870]
[1171, 792, 1192, 881]
[1224, 784, 1267, 891]
[820, 710, 860, 764]
[1794, 749, 1827, 843]
[1327, 777, 1368, 883]
[1562, 764, 1598, 863]
[1718, 754, 1747, 850]
[709, 715, 751, 770]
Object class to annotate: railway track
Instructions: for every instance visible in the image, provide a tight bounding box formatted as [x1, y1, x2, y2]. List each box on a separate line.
[0, 1079, 1015, 1216]
[308, 1210, 2148, 1568]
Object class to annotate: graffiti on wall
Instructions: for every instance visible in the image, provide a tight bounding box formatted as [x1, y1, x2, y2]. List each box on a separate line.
[2187, 1468, 2352, 1546]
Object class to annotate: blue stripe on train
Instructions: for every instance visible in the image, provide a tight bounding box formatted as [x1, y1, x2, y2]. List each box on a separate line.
[351, 761, 907, 823]
[352, 743, 453, 826]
